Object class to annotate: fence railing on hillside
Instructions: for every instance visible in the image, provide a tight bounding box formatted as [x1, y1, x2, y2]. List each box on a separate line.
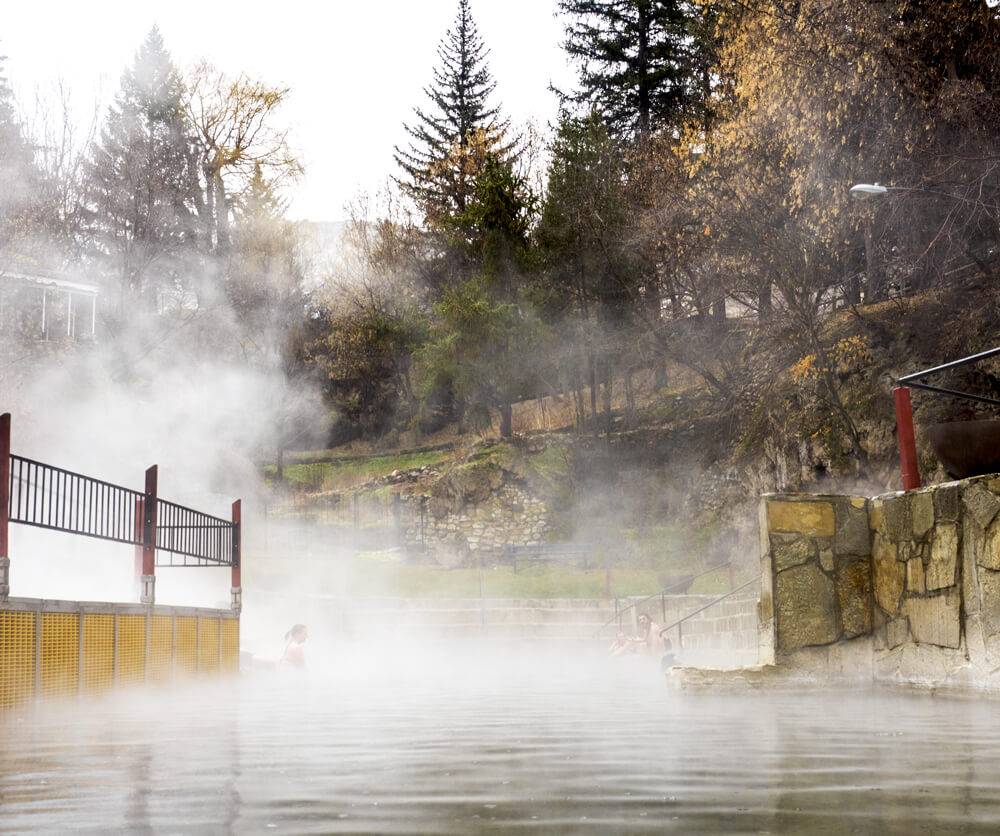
[0, 413, 242, 610]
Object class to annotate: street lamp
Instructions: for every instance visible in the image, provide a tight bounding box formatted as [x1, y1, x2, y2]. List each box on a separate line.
[849, 182, 889, 199]
[849, 180, 921, 489]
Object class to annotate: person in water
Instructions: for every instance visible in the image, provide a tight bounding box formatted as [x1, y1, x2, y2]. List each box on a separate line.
[635, 614, 665, 656]
[608, 614, 665, 657]
[280, 624, 308, 670]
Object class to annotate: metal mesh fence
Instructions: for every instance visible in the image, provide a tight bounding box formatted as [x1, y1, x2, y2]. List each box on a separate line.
[116, 614, 145, 687]
[40, 613, 78, 700]
[148, 615, 174, 684]
[82, 614, 114, 694]
[0, 604, 238, 709]
[197, 617, 220, 674]
[175, 617, 198, 678]
[221, 618, 240, 674]
[0, 611, 34, 709]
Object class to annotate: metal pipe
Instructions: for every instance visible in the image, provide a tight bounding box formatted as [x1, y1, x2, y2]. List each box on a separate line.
[898, 346, 1000, 384]
[904, 381, 1000, 407]
[893, 387, 922, 491]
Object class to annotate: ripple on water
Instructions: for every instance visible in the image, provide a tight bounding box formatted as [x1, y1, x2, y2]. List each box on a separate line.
[3, 646, 1000, 834]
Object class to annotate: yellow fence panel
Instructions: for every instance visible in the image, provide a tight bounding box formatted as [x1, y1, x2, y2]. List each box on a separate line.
[0, 605, 238, 710]
[175, 616, 197, 678]
[0, 611, 35, 709]
[117, 614, 146, 687]
[198, 617, 220, 674]
[82, 614, 114, 694]
[221, 619, 240, 674]
[148, 615, 173, 685]
[40, 613, 79, 700]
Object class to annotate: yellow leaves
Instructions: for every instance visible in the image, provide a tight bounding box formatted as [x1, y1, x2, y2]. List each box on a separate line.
[791, 353, 818, 383]
[703, 224, 712, 237]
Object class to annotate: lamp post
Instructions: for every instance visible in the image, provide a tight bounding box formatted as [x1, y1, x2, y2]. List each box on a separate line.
[848, 183, 889, 301]
[849, 182, 922, 490]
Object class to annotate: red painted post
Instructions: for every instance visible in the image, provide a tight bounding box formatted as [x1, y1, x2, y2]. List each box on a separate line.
[893, 386, 922, 491]
[231, 499, 242, 614]
[0, 413, 10, 602]
[140, 466, 158, 605]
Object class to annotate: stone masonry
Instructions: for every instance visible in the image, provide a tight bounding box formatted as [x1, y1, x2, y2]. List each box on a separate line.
[760, 474, 1000, 692]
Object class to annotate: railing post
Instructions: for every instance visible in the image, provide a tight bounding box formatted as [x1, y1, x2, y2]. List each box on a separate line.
[231, 499, 242, 614]
[0, 412, 10, 602]
[140, 466, 157, 605]
[133, 497, 144, 599]
[893, 386, 922, 491]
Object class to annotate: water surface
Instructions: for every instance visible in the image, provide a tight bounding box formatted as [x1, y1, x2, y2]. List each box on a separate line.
[2, 643, 999, 834]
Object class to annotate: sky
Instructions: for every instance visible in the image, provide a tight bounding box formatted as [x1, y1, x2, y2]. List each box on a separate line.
[3, 0, 577, 222]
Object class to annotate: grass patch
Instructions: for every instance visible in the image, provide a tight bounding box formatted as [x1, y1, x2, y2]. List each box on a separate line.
[266, 449, 450, 492]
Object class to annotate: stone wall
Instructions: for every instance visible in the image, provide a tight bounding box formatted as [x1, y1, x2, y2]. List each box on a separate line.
[396, 457, 552, 565]
[760, 494, 873, 661]
[760, 476, 1000, 692]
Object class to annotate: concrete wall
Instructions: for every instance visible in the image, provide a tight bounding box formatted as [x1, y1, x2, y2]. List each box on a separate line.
[760, 475, 1000, 692]
[628, 589, 759, 669]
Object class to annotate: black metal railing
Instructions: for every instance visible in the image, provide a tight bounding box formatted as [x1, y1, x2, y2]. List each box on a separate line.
[156, 499, 233, 567]
[657, 577, 759, 641]
[7, 454, 235, 567]
[8, 454, 144, 546]
[898, 346, 1000, 406]
[593, 561, 734, 638]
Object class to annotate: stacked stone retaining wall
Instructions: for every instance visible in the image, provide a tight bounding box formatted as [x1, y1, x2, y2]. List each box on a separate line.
[760, 475, 1000, 692]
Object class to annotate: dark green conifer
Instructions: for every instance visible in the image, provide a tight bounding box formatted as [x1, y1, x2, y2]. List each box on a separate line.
[395, 0, 512, 224]
[557, 0, 702, 139]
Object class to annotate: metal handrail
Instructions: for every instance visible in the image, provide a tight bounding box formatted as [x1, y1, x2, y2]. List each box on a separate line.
[592, 561, 733, 638]
[657, 577, 759, 638]
[7, 452, 235, 566]
[898, 346, 1000, 407]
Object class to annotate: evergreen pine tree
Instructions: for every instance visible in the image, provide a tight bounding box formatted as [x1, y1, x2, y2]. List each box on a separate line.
[557, 0, 702, 139]
[394, 0, 512, 225]
[85, 27, 199, 312]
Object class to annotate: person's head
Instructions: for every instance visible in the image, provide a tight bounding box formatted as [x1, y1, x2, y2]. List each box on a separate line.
[285, 624, 308, 643]
[637, 614, 651, 633]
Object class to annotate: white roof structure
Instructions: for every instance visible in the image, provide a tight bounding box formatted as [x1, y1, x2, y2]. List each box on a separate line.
[0, 268, 100, 296]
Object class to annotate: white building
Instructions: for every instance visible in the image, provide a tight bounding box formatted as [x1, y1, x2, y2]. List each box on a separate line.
[0, 268, 99, 341]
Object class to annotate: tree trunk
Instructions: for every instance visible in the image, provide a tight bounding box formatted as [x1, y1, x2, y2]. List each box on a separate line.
[712, 297, 726, 325]
[588, 351, 598, 426]
[636, 0, 651, 138]
[500, 402, 513, 439]
[215, 170, 231, 254]
[603, 355, 614, 435]
[758, 282, 773, 321]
